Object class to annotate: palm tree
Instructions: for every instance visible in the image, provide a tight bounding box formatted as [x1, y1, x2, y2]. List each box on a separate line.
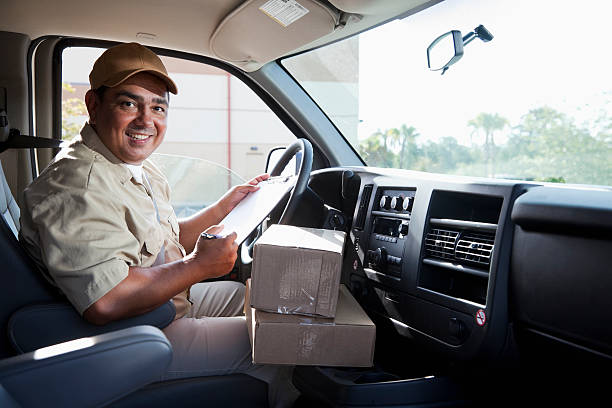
[468, 113, 508, 177]
[397, 125, 420, 169]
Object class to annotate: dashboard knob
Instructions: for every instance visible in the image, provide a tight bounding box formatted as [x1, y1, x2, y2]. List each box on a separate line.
[398, 223, 409, 236]
[374, 247, 388, 268]
[402, 196, 413, 211]
[379, 195, 391, 210]
[391, 196, 404, 211]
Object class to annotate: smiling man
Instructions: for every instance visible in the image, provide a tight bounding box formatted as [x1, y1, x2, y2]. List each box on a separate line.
[19, 43, 297, 407]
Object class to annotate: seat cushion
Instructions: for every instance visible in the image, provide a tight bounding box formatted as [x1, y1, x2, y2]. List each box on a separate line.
[110, 374, 268, 408]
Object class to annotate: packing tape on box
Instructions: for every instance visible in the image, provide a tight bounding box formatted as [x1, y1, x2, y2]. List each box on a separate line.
[297, 326, 317, 360]
[297, 317, 335, 326]
[276, 288, 316, 315]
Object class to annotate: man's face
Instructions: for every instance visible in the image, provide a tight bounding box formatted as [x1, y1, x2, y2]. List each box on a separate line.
[85, 73, 169, 164]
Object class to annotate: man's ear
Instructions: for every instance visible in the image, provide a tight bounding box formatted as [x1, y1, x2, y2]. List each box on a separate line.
[85, 89, 98, 125]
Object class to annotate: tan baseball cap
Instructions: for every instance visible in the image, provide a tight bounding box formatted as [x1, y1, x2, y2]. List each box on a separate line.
[89, 42, 178, 94]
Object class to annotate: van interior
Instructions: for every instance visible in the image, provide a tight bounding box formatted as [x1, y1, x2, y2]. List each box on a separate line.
[1, 0, 612, 406]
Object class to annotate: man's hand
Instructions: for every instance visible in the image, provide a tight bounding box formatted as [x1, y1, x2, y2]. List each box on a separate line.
[216, 173, 270, 216]
[188, 225, 238, 279]
[178, 173, 270, 253]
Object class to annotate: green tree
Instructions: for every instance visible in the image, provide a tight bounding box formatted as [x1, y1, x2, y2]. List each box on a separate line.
[395, 125, 420, 169]
[499, 106, 612, 184]
[420, 137, 475, 174]
[358, 130, 395, 167]
[62, 83, 86, 141]
[468, 113, 509, 177]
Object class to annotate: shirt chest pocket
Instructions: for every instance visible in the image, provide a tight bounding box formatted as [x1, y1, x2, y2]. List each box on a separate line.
[140, 226, 164, 266]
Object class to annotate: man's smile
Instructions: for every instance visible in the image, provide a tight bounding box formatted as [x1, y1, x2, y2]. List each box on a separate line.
[126, 129, 155, 142]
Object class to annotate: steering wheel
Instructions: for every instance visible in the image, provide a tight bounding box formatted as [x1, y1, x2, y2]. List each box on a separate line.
[240, 138, 313, 263]
[269, 138, 313, 224]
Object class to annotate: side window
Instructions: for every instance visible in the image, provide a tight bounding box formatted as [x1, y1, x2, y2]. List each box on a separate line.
[61, 46, 296, 214]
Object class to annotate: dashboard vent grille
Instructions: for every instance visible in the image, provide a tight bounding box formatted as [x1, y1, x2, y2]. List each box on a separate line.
[425, 229, 459, 260]
[425, 226, 496, 270]
[456, 232, 495, 266]
[355, 184, 373, 230]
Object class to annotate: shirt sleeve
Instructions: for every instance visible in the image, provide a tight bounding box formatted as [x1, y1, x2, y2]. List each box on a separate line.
[28, 189, 140, 314]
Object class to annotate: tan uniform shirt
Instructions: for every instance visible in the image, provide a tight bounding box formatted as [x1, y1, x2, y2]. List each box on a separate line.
[20, 124, 190, 317]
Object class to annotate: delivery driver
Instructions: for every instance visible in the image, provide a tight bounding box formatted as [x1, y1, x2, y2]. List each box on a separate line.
[19, 42, 298, 407]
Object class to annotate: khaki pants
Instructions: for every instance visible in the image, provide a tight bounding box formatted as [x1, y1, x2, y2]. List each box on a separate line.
[162, 281, 298, 407]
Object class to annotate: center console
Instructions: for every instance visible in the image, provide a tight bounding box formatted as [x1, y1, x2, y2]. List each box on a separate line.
[346, 173, 515, 362]
[365, 188, 415, 278]
[296, 168, 518, 407]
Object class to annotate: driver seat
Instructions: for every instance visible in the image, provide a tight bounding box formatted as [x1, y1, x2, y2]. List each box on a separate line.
[0, 160, 268, 406]
[0, 159, 176, 355]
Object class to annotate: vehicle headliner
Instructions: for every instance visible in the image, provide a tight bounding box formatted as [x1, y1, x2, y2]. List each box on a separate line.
[1, 0, 439, 71]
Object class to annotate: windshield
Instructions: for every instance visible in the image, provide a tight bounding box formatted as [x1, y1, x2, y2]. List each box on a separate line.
[282, 0, 612, 186]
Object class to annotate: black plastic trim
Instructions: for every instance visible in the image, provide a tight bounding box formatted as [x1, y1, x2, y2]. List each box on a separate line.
[430, 218, 497, 232]
[422, 258, 489, 279]
[512, 185, 612, 236]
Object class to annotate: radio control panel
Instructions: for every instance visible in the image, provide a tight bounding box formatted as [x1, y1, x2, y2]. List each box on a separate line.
[366, 188, 416, 278]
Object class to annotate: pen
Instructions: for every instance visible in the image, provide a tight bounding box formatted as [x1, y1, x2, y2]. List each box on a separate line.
[200, 232, 222, 240]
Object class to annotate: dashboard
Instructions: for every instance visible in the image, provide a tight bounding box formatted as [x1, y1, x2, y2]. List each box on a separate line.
[308, 167, 612, 366]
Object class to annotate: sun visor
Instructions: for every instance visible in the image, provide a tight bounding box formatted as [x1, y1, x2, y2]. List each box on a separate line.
[210, 0, 340, 66]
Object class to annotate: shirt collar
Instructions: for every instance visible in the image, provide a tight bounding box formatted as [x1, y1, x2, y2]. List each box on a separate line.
[80, 123, 123, 164]
[79, 123, 132, 184]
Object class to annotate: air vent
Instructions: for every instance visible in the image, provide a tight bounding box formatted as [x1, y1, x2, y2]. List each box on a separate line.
[425, 229, 459, 260]
[419, 191, 502, 306]
[456, 232, 495, 266]
[424, 227, 496, 269]
[355, 184, 373, 230]
[420, 223, 496, 305]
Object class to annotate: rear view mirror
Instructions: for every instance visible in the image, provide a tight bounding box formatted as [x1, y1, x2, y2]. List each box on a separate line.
[427, 30, 464, 73]
[428, 25, 493, 75]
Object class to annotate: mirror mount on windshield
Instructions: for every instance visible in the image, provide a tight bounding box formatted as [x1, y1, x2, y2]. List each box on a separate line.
[427, 24, 493, 75]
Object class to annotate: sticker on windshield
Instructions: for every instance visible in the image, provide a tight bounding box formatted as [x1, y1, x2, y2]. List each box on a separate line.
[259, 0, 309, 28]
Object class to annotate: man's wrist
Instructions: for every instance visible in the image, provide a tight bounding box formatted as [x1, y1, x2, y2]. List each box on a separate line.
[211, 196, 231, 221]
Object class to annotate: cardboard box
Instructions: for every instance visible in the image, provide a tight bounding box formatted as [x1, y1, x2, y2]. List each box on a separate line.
[250, 224, 346, 317]
[245, 279, 376, 367]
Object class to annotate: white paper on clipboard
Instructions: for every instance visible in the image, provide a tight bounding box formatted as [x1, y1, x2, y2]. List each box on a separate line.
[219, 175, 296, 244]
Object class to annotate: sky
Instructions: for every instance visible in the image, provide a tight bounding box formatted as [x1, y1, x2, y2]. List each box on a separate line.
[356, 0, 612, 145]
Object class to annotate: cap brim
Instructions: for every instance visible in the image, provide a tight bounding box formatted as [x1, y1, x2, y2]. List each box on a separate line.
[102, 68, 178, 94]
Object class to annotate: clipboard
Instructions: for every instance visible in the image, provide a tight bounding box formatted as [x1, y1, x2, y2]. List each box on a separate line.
[218, 175, 296, 244]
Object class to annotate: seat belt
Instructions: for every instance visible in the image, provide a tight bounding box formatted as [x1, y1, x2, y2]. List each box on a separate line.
[0, 110, 62, 153]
